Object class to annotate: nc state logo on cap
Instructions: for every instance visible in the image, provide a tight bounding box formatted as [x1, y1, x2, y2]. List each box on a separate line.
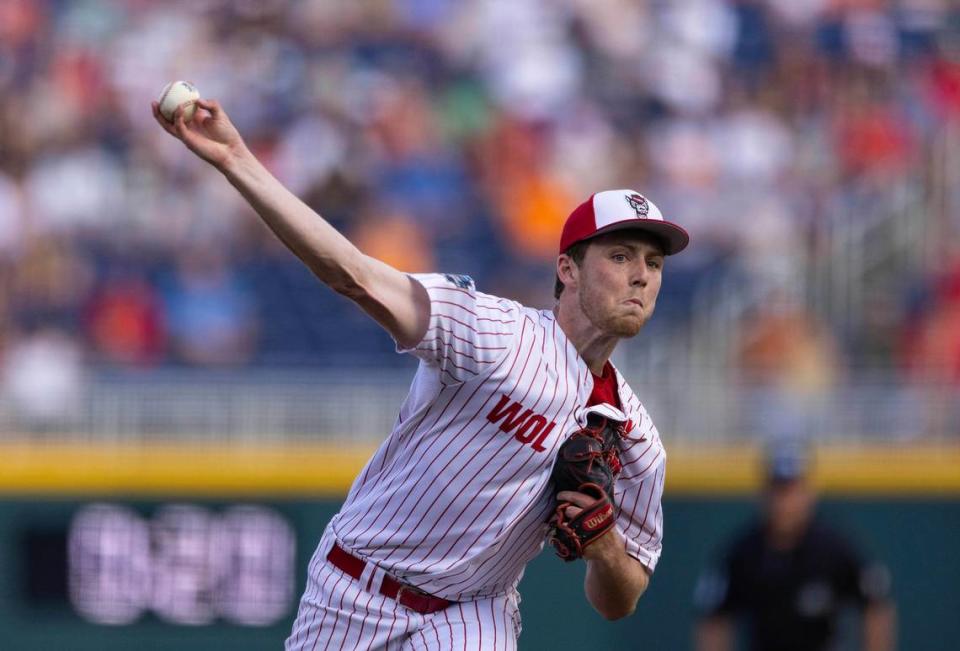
[558, 189, 690, 256]
[626, 194, 650, 218]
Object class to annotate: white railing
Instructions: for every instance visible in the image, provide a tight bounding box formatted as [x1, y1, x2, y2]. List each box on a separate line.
[0, 367, 955, 443]
[0, 369, 412, 443]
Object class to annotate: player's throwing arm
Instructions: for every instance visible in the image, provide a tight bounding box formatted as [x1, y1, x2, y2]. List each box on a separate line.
[151, 85, 430, 350]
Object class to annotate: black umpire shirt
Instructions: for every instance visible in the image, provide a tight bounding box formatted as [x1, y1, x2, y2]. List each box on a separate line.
[694, 518, 891, 651]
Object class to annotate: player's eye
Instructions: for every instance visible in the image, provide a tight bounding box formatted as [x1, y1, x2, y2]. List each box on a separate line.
[611, 253, 628, 263]
[647, 259, 662, 270]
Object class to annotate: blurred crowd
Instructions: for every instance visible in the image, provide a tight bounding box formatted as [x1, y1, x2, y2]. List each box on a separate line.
[1, 0, 960, 397]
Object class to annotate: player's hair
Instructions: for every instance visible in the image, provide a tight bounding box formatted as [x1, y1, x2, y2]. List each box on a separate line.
[554, 241, 589, 299]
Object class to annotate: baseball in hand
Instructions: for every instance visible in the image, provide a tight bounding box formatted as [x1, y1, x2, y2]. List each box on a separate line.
[157, 80, 200, 122]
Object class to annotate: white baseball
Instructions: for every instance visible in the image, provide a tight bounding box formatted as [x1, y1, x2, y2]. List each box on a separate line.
[157, 80, 200, 123]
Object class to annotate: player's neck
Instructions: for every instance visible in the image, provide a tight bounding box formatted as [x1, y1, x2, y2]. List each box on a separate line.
[553, 303, 618, 375]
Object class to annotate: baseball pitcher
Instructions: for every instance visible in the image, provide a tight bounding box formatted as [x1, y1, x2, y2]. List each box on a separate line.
[153, 97, 689, 650]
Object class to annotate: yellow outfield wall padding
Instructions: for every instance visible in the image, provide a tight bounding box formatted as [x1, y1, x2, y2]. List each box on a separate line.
[664, 444, 960, 496]
[0, 441, 958, 497]
[0, 441, 378, 497]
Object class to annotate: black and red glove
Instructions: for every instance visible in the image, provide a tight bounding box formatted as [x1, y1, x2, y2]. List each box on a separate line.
[549, 410, 626, 561]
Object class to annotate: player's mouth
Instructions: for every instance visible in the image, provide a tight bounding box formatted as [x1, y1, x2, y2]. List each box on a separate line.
[625, 298, 644, 309]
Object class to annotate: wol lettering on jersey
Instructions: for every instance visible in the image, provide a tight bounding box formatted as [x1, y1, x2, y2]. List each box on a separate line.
[486, 394, 556, 452]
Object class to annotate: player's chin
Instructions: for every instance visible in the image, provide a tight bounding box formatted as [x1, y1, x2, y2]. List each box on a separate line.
[605, 313, 646, 338]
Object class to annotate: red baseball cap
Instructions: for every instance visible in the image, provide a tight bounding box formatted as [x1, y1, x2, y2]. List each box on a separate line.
[559, 189, 689, 255]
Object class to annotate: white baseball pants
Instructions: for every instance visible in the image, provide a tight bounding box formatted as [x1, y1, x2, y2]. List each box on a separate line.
[286, 529, 522, 651]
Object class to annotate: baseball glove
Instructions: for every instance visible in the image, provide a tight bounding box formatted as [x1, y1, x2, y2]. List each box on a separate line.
[549, 409, 626, 561]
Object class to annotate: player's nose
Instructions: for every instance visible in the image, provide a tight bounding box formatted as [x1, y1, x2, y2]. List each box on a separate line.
[629, 262, 649, 287]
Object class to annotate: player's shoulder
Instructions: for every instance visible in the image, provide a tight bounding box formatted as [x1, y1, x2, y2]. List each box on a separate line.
[610, 368, 660, 442]
[441, 273, 475, 290]
[414, 272, 523, 311]
[413, 272, 477, 294]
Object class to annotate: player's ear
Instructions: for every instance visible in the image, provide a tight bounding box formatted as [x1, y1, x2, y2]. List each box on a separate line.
[557, 254, 579, 290]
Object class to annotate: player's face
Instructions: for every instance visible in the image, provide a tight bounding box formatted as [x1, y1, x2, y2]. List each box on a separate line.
[765, 478, 815, 541]
[576, 233, 664, 338]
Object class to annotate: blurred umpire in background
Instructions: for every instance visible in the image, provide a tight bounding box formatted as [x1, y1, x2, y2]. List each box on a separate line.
[693, 443, 896, 651]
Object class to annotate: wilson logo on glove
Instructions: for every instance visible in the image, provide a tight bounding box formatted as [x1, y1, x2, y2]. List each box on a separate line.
[583, 505, 613, 531]
[548, 411, 626, 561]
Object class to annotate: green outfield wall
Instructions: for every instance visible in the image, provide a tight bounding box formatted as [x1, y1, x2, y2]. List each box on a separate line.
[1, 496, 957, 650]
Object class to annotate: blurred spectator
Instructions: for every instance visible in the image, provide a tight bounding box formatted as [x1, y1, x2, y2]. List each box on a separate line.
[83, 269, 165, 366]
[478, 116, 575, 261]
[1, 325, 84, 432]
[901, 253, 960, 382]
[0, 171, 23, 258]
[693, 442, 897, 651]
[160, 248, 258, 366]
[350, 206, 435, 272]
[0, 0, 955, 394]
[736, 290, 841, 439]
[738, 290, 840, 393]
[8, 235, 93, 330]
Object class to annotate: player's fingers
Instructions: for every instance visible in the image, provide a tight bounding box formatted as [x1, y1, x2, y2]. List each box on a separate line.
[556, 491, 596, 507]
[196, 98, 221, 116]
[151, 102, 180, 138]
[173, 107, 200, 145]
[564, 505, 583, 519]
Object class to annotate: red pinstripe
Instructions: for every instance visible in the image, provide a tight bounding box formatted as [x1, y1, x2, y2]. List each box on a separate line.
[474, 601, 482, 648]
[622, 448, 663, 482]
[376, 317, 539, 563]
[459, 337, 581, 592]
[432, 616, 443, 648]
[307, 571, 348, 651]
[417, 340, 504, 362]
[407, 389, 551, 573]
[431, 311, 516, 335]
[422, 328, 509, 350]
[348, 590, 376, 651]
[335, 379, 472, 538]
[321, 569, 353, 651]
[439, 366, 462, 385]
[420, 284, 515, 315]
[489, 593, 497, 650]
[632, 463, 659, 538]
[435, 303, 516, 327]
[481, 507, 554, 591]
[432, 319, 582, 593]
[428, 349, 485, 377]
[430, 415, 572, 591]
[343, 318, 531, 559]
[433, 299, 513, 320]
[458, 603, 468, 651]
[384, 604, 398, 651]
[400, 325, 548, 566]
[429, 320, 514, 337]
[637, 463, 665, 546]
[344, 379, 463, 519]
[444, 609, 454, 649]
[295, 556, 336, 647]
[363, 588, 387, 651]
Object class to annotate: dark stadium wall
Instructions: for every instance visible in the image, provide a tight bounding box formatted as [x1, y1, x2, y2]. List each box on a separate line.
[0, 498, 957, 651]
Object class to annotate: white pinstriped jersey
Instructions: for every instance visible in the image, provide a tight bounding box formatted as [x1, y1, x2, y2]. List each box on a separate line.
[328, 273, 666, 602]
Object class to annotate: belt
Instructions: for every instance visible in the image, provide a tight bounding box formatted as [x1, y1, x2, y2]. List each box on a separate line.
[326, 543, 453, 615]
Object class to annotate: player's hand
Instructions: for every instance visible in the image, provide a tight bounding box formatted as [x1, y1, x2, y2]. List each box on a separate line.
[151, 98, 247, 170]
[556, 490, 619, 559]
[556, 490, 597, 519]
